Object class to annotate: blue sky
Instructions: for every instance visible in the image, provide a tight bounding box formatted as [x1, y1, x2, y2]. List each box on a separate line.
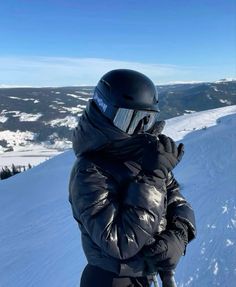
[0, 0, 235, 86]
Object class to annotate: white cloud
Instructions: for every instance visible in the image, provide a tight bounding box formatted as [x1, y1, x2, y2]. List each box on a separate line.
[0, 56, 234, 86]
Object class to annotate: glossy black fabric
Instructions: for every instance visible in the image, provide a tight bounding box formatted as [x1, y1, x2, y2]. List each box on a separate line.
[69, 101, 196, 277]
[166, 177, 196, 241]
[80, 264, 151, 287]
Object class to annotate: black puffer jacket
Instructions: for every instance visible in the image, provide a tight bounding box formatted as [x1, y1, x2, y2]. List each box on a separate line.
[69, 101, 196, 277]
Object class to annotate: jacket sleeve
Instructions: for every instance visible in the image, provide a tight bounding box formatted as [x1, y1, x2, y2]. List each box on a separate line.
[69, 160, 166, 260]
[166, 172, 197, 242]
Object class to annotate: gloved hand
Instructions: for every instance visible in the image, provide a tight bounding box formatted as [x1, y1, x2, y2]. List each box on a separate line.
[147, 120, 166, 136]
[141, 134, 184, 180]
[142, 221, 188, 272]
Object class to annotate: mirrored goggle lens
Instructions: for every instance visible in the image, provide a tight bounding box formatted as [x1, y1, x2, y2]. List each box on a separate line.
[113, 108, 134, 133]
[113, 108, 158, 134]
[127, 110, 157, 134]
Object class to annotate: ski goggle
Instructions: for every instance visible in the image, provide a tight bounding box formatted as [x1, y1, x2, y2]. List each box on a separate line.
[113, 108, 159, 135]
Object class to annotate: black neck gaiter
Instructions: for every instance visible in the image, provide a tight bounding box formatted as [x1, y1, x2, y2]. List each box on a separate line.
[100, 133, 151, 164]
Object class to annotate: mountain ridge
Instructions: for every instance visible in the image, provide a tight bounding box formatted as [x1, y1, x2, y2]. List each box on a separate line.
[0, 80, 235, 155]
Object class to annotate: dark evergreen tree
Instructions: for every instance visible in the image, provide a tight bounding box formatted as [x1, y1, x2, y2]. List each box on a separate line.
[0, 163, 34, 180]
[0, 166, 12, 180]
[12, 164, 18, 175]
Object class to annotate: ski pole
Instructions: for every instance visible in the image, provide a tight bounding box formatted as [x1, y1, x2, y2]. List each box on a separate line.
[159, 270, 177, 287]
[152, 273, 159, 287]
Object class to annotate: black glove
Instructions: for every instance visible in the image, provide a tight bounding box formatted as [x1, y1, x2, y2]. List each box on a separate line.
[142, 221, 188, 272]
[147, 120, 166, 136]
[142, 134, 184, 180]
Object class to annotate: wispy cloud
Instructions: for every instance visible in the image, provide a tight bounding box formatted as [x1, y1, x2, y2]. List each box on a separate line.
[0, 56, 229, 87]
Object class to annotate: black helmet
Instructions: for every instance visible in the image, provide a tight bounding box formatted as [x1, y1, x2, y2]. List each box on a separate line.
[93, 69, 159, 134]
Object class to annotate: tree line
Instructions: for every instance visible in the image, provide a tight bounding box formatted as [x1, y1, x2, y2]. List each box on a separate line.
[0, 164, 32, 180]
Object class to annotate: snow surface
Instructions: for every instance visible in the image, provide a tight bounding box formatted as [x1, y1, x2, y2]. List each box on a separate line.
[67, 92, 92, 99]
[9, 96, 24, 100]
[18, 112, 42, 122]
[9, 97, 40, 103]
[164, 106, 236, 286]
[49, 104, 58, 110]
[78, 91, 92, 96]
[0, 106, 236, 287]
[1, 110, 21, 117]
[0, 115, 8, 123]
[214, 78, 236, 83]
[0, 145, 63, 169]
[164, 105, 236, 141]
[61, 106, 84, 114]
[47, 116, 78, 129]
[0, 130, 37, 151]
[67, 93, 81, 99]
[211, 86, 219, 92]
[53, 100, 65, 105]
[219, 99, 232, 105]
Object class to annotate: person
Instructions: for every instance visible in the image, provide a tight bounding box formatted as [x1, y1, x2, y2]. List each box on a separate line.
[69, 69, 196, 287]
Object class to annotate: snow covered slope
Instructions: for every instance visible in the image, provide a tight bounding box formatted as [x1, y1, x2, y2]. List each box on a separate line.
[0, 151, 84, 287]
[0, 106, 236, 287]
[165, 105, 236, 286]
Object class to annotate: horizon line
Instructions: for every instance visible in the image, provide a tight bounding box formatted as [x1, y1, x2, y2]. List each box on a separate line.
[0, 78, 236, 89]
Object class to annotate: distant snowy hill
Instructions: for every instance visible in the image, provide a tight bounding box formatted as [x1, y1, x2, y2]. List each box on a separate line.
[0, 106, 236, 287]
[0, 80, 235, 157]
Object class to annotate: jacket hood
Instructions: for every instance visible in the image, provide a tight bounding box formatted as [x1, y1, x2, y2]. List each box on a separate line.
[72, 100, 129, 157]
